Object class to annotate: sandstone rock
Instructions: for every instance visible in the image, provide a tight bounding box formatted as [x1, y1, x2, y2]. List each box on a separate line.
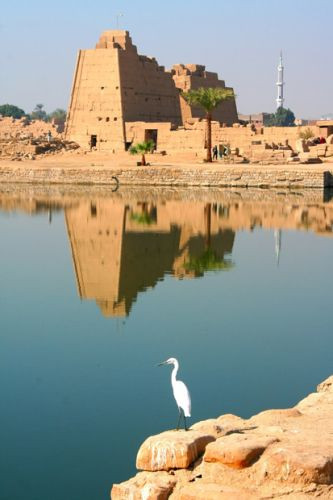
[317, 375, 333, 393]
[216, 413, 246, 428]
[296, 392, 323, 411]
[136, 430, 215, 471]
[295, 139, 309, 153]
[249, 408, 302, 426]
[190, 419, 224, 438]
[171, 482, 256, 499]
[297, 380, 333, 414]
[260, 444, 333, 485]
[204, 434, 278, 468]
[326, 145, 333, 157]
[317, 146, 327, 157]
[111, 471, 176, 500]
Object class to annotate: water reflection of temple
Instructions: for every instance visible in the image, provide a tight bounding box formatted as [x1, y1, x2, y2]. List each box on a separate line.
[1, 186, 333, 317]
[211, 201, 333, 236]
[65, 201, 235, 317]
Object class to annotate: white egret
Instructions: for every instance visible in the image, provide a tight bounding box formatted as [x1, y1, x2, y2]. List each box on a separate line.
[158, 357, 191, 430]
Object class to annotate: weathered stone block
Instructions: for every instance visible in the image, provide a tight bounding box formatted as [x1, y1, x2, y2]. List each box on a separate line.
[136, 430, 215, 471]
[249, 408, 302, 426]
[172, 482, 256, 499]
[190, 419, 224, 438]
[295, 139, 309, 153]
[111, 471, 176, 500]
[204, 434, 278, 468]
[317, 376, 333, 393]
[260, 445, 333, 485]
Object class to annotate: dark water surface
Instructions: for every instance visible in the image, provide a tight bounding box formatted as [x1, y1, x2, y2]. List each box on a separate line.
[0, 186, 332, 500]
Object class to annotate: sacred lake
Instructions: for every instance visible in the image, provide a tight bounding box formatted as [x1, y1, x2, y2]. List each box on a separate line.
[0, 185, 332, 500]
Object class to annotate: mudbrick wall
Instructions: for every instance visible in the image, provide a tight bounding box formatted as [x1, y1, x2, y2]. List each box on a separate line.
[0, 164, 332, 188]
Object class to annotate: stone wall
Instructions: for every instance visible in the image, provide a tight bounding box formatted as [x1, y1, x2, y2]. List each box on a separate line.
[118, 33, 182, 125]
[124, 120, 327, 160]
[0, 164, 332, 188]
[0, 183, 329, 205]
[172, 64, 237, 125]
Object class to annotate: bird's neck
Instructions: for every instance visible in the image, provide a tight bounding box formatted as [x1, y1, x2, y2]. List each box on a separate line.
[171, 361, 179, 386]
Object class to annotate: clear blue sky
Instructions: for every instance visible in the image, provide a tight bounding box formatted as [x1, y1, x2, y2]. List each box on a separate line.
[0, 0, 332, 118]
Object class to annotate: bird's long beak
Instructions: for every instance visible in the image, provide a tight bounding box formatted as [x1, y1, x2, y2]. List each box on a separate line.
[157, 361, 167, 367]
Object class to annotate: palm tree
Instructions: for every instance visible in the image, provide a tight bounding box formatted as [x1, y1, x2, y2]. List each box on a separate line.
[182, 87, 236, 162]
[129, 140, 155, 166]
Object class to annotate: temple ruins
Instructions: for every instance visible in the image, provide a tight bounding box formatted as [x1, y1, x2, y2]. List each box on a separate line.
[65, 30, 238, 152]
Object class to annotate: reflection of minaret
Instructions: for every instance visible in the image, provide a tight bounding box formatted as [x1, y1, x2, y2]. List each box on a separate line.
[274, 229, 281, 266]
[276, 51, 285, 109]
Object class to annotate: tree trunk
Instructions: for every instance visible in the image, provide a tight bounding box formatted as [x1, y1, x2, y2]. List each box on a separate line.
[141, 154, 146, 166]
[206, 112, 212, 162]
[204, 203, 211, 249]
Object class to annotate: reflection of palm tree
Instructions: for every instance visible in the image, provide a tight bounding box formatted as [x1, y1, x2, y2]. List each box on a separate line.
[205, 203, 211, 248]
[130, 212, 155, 225]
[184, 248, 234, 274]
[130, 203, 157, 225]
[184, 203, 234, 275]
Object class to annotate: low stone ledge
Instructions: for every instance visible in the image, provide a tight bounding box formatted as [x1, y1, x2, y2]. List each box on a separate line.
[170, 482, 257, 499]
[204, 434, 279, 469]
[260, 444, 333, 485]
[317, 375, 333, 393]
[190, 419, 224, 439]
[190, 414, 248, 439]
[136, 430, 215, 472]
[0, 163, 332, 188]
[248, 408, 302, 426]
[111, 471, 177, 500]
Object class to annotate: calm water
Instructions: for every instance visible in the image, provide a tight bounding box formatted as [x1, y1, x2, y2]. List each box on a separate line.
[0, 186, 332, 500]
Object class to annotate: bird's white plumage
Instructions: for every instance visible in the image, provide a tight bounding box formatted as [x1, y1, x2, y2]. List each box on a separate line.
[160, 357, 192, 418]
[172, 379, 191, 417]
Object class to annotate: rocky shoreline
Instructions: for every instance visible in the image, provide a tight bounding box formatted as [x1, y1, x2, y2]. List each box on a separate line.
[111, 376, 333, 499]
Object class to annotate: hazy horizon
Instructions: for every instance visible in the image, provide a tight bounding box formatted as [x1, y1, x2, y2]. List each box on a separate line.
[0, 0, 332, 119]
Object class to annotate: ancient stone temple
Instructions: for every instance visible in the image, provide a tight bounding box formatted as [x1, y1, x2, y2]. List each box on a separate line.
[65, 30, 238, 151]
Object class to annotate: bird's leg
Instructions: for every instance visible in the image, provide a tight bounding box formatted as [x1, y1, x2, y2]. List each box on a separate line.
[184, 414, 188, 431]
[176, 408, 182, 431]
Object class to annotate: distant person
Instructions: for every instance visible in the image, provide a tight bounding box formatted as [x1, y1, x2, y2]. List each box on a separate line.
[47, 130, 52, 142]
[320, 136, 326, 144]
[219, 145, 224, 159]
[212, 145, 218, 160]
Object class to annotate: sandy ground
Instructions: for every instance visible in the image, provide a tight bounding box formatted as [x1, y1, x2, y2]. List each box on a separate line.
[0, 150, 332, 172]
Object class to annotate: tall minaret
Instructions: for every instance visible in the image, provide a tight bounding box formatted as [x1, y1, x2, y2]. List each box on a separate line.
[276, 51, 285, 109]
